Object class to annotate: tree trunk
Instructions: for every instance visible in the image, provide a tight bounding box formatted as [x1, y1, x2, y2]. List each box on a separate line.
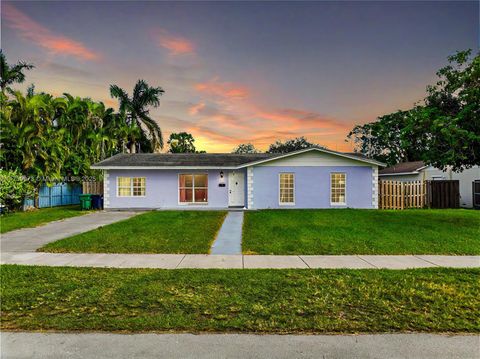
[130, 142, 136, 153]
[34, 188, 40, 209]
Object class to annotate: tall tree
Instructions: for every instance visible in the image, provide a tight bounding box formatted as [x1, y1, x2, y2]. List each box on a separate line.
[232, 143, 259, 154]
[110, 80, 165, 153]
[348, 50, 479, 171]
[347, 110, 423, 166]
[267, 137, 320, 154]
[0, 50, 35, 93]
[167, 132, 198, 153]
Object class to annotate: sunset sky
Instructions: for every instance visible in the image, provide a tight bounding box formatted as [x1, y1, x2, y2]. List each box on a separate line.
[2, 1, 478, 152]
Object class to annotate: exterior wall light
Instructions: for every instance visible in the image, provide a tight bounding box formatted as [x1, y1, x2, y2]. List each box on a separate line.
[219, 171, 225, 187]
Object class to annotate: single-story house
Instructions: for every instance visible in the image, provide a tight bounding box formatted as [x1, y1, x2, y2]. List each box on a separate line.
[91, 148, 384, 210]
[379, 161, 480, 208]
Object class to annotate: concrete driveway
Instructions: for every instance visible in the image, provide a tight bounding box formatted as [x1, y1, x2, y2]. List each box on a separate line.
[0, 211, 139, 252]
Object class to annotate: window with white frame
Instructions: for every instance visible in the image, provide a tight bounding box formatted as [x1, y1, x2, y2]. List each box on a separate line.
[330, 173, 346, 204]
[179, 174, 208, 203]
[279, 173, 295, 204]
[117, 177, 146, 197]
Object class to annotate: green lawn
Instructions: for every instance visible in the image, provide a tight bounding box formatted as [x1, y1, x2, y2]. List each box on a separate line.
[41, 210, 227, 254]
[1, 265, 478, 333]
[243, 209, 480, 255]
[0, 205, 87, 234]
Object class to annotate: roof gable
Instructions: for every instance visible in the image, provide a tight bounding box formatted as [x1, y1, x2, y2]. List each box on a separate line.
[238, 148, 385, 168]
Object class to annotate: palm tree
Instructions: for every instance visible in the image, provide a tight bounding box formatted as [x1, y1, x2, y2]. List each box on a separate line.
[110, 79, 165, 153]
[0, 50, 35, 93]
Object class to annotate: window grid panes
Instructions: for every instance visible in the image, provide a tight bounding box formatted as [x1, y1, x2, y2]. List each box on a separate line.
[117, 177, 145, 197]
[279, 173, 294, 204]
[330, 173, 346, 204]
[179, 174, 208, 203]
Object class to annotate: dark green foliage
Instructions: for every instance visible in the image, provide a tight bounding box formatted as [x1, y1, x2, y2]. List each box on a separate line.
[0, 50, 34, 93]
[0, 169, 34, 212]
[267, 136, 322, 154]
[168, 132, 199, 153]
[110, 79, 165, 152]
[232, 143, 259, 154]
[348, 50, 480, 171]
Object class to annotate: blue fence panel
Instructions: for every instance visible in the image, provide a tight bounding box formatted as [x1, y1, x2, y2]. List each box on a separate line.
[24, 183, 83, 208]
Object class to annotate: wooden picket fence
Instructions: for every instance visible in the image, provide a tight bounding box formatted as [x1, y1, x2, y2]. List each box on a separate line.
[379, 180, 426, 210]
[82, 181, 103, 195]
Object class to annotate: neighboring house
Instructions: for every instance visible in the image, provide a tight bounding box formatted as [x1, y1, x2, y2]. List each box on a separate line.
[379, 161, 480, 208]
[91, 148, 384, 210]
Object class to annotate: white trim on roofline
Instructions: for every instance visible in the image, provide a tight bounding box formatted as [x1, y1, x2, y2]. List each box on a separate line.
[379, 171, 421, 176]
[91, 166, 239, 170]
[237, 147, 385, 168]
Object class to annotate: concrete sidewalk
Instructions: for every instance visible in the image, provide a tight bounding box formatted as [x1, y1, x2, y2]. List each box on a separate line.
[0, 211, 139, 252]
[2, 252, 479, 269]
[1, 332, 478, 359]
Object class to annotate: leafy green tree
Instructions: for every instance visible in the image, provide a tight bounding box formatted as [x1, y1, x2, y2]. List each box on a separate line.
[55, 94, 120, 177]
[416, 50, 480, 171]
[232, 143, 259, 154]
[168, 132, 196, 153]
[347, 110, 423, 166]
[1, 91, 67, 206]
[348, 50, 479, 171]
[110, 80, 165, 153]
[0, 169, 34, 211]
[267, 137, 320, 154]
[0, 50, 35, 93]
[167, 132, 204, 153]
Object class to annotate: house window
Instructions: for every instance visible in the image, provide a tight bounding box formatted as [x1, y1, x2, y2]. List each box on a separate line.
[117, 177, 145, 197]
[179, 174, 208, 203]
[279, 173, 295, 204]
[330, 173, 346, 204]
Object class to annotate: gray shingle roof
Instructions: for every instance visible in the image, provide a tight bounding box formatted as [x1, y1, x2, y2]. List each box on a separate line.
[379, 161, 426, 175]
[92, 148, 384, 168]
[92, 153, 277, 168]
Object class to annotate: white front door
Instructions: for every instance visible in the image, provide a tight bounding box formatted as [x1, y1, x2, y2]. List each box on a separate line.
[228, 171, 245, 207]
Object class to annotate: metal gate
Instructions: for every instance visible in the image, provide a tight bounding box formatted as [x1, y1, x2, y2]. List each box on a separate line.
[24, 183, 82, 208]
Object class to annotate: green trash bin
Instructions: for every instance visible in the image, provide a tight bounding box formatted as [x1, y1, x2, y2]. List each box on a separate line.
[79, 194, 92, 210]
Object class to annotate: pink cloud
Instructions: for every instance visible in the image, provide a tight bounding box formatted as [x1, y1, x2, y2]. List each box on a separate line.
[153, 28, 195, 55]
[188, 102, 205, 115]
[195, 80, 249, 100]
[3, 3, 100, 61]
[186, 78, 353, 151]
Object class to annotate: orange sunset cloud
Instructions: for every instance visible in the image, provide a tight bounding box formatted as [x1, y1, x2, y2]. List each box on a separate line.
[184, 76, 353, 152]
[195, 80, 249, 100]
[3, 3, 100, 61]
[153, 28, 195, 55]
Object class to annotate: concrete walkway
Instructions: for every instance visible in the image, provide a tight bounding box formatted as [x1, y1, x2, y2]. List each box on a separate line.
[210, 211, 243, 255]
[2, 252, 479, 269]
[0, 211, 139, 252]
[1, 332, 478, 359]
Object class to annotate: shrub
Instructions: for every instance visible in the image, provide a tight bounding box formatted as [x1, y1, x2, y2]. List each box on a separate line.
[0, 169, 34, 212]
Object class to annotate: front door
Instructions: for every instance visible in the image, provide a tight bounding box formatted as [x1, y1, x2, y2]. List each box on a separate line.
[228, 171, 245, 207]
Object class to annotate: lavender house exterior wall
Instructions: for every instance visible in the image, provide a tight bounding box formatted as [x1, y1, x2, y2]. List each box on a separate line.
[251, 166, 374, 209]
[101, 150, 379, 209]
[107, 169, 244, 209]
